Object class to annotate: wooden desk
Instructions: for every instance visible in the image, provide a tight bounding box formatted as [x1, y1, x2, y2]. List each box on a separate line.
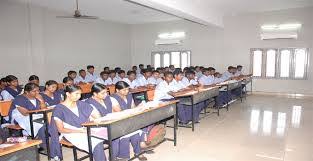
[173, 86, 220, 131]
[28, 107, 54, 160]
[82, 100, 178, 161]
[0, 140, 42, 161]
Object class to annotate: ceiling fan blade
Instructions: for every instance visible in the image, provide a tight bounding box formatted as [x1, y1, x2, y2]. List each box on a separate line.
[77, 15, 99, 19]
[56, 16, 76, 18]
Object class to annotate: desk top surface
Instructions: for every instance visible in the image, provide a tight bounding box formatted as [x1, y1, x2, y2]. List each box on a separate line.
[0, 140, 42, 157]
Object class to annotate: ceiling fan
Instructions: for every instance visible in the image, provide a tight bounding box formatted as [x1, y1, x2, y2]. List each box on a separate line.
[56, 0, 98, 19]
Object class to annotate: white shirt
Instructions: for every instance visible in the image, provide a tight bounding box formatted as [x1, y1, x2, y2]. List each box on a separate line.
[116, 76, 124, 82]
[153, 80, 181, 101]
[122, 78, 139, 89]
[95, 77, 113, 85]
[199, 75, 215, 86]
[195, 71, 203, 79]
[235, 71, 242, 76]
[181, 77, 198, 87]
[221, 71, 234, 81]
[110, 77, 119, 84]
[136, 76, 150, 86]
[74, 76, 88, 84]
[0, 90, 15, 100]
[147, 77, 163, 85]
[214, 77, 224, 84]
[86, 73, 98, 83]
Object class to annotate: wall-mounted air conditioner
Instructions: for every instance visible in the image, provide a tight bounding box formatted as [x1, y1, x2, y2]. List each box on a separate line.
[260, 31, 298, 40]
[155, 39, 183, 45]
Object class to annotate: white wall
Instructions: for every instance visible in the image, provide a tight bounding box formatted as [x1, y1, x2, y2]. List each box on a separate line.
[130, 7, 313, 95]
[0, 0, 131, 84]
[222, 7, 313, 95]
[130, 20, 224, 68]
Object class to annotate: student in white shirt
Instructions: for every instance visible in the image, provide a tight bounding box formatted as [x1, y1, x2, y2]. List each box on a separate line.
[85, 65, 98, 83]
[213, 72, 225, 84]
[221, 66, 236, 81]
[117, 70, 126, 82]
[136, 69, 152, 87]
[147, 70, 163, 86]
[169, 65, 175, 73]
[235, 65, 243, 76]
[95, 71, 113, 85]
[198, 67, 216, 86]
[109, 70, 119, 84]
[173, 69, 187, 89]
[181, 70, 199, 87]
[195, 66, 203, 79]
[74, 69, 88, 84]
[122, 71, 139, 89]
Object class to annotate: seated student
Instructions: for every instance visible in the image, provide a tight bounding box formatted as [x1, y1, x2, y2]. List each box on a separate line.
[50, 85, 108, 161]
[169, 65, 175, 73]
[40, 80, 62, 107]
[117, 70, 126, 82]
[137, 64, 144, 75]
[195, 66, 203, 79]
[221, 66, 236, 81]
[86, 65, 98, 83]
[0, 77, 8, 100]
[136, 69, 153, 87]
[67, 71, 77, 82]
[147, 70, 163, 85]
[9, 83, 48, 148]
[110, 81, 148, 161]
[95, 71, 113, 85]
[57, 77, 74, 100]
[74, 69, 89, 84]
[173, 70, 203, 124]
[181, 70, 199, 87]
[123, 71, 139, 89]
[1, 75, 22, 101]
[103, 66, 110, 73]
[153, 72, 182, 101]
[109, 70, 119, 84]
[29, 75, 45, 92]
[213, 72, 224, 84]
[132, 66, 138, 74]
[235, 65, 243, 77]
[198, 67, 216, 86]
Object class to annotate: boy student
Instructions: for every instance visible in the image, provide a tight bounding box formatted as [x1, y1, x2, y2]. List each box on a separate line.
[86, 65, 97, 83]
[147, 70, 163, 85]
[109, 70, 119, 84]
[136, 69, 153, 87]
[74, 69, 88, 84]
[67, 71, 77, 81]
[117, 70, 126, 82]
[221, 66, 236, 81]
[123, 71, 139, 89]
[198, 67, 216, 86]
[95, 71, 112, 85]
[181, 70, 199, 87]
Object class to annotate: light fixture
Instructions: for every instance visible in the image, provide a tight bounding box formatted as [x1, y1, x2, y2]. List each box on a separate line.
[158, 32, 186, 39]
[261, 23, 302, 31]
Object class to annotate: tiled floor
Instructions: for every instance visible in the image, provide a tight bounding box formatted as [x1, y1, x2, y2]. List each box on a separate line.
[41, 94, 313, 161]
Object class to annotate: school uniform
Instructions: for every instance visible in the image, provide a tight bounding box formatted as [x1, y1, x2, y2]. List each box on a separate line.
[181, 77, 198, 87]
[95, 77, 113, 86]
[74, 76, 88, 84]
[198, 75, 215, 85]
[50, 101, 107, 161]
[116, 76, 124, 82]
[153, 80, 181, 101]
[136, 76, 150, 87]
[235, 71, 242, 77]
[110, 94, 143, 159]
[110, 77, 119, 85]
[9, 95, 47, 148]
[86, 72, 98, 83]
[40, 92, 62, 107]
[0, 86, 22, 100]
[221, 71, 234, 81]
[195, 71, 203, 80]
[122, 78, 139, 89]
[147, 77, 163, 85]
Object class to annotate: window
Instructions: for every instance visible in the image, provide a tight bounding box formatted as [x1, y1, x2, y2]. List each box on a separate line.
[250, 48, 309, 79]
[152, 50, 191, 68]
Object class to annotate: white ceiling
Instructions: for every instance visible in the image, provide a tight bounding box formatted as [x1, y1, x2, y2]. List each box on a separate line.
[23, 0, 313, 26]
[28, 0, 179, 24]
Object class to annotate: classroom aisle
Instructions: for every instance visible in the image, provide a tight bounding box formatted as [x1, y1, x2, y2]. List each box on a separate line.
[43, 94, 313, 161]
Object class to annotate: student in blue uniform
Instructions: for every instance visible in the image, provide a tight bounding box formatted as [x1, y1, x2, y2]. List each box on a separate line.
[0, 78, 8, 100]
[111, 81, 148, 161]
[95, 71, 113, 85]
[9, 83, 48, 148]
[40, 80, 62, 107]
[28, 75, 45, 92]
[50, 85, 107, 161]
[57, 77, 74, 100]
[1, 75, 22, 101]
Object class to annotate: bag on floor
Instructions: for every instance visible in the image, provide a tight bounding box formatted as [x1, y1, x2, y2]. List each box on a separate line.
[146, 125, 166, 147]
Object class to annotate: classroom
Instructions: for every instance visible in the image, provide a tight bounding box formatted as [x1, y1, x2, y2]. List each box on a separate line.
[0, 0, 312, 161]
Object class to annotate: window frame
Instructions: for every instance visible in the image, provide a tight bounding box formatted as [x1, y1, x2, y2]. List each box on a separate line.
[151, 50, 192, 68]
[250, 48, 309, 80]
